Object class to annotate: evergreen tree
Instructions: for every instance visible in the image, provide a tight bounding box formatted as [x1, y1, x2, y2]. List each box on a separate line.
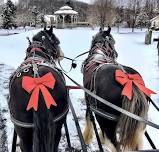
[1, 0, 16, 29]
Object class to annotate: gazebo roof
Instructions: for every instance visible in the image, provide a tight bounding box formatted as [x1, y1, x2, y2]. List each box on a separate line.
[54, 5, 78, 15]
[60, 5, 73, 10]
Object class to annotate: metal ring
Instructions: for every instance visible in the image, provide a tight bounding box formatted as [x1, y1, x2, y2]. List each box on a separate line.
[23, 68, 29, 73]
[16, 73, 21, 77]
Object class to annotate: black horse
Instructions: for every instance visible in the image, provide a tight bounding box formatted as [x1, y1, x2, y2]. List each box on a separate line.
[9, 26, 69, 152]
[83, 27, 155, 151]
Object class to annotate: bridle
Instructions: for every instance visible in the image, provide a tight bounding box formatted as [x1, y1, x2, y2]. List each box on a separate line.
[27, 31, 60, 60]
[89, 34, 118, 60]
[42, 30, 61, 59]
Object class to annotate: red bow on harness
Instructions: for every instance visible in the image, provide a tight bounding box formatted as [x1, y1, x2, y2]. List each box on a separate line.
[22, 72, 57, 111]
[115, 70, 156, 100]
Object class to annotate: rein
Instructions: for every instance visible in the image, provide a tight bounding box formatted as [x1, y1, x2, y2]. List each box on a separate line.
[60, 50, 89, 61]
[58, 51, 89, 73]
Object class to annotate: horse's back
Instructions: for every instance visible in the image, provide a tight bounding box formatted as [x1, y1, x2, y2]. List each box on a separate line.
[9, 65, 68, 123]
[95, 64, 139, 99]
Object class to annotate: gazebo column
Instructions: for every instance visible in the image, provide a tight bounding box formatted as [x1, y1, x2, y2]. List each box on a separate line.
[76, 15, 78, 23]
[71, 15, 73, 27]
[62, 15, 65, 28]
[74, 15, 77, 23]
[55, 15, 58, 28]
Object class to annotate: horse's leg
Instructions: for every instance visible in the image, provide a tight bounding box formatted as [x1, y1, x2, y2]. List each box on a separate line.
[14, 126, 33, 152]
[54, 118, 66, 152]
[83, 108, 93, 144]
[98, 125, 117, 152]
[96, 115, 117, 152]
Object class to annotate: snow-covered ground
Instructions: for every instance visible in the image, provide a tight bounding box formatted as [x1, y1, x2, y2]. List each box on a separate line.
[0, 27, 159, 151]
[0, 26, 36, 36]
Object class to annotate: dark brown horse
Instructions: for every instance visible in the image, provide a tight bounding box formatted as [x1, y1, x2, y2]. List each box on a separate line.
[83, 27, 154, 151]
[9, 27, 69, 152]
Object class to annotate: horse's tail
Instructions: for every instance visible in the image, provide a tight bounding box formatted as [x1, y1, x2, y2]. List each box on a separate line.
[33, 101, 55, 152]
[116, 85, 149, 151]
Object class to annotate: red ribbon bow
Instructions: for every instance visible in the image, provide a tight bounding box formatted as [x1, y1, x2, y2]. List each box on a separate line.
[22, 72, 57, 111]
[115, 70, 156, 100]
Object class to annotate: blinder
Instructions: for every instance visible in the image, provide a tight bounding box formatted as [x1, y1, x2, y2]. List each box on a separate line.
[42, 30, 60, 59]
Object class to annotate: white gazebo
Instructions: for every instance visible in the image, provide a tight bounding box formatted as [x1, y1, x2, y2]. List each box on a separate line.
[54, 5, 78, 28]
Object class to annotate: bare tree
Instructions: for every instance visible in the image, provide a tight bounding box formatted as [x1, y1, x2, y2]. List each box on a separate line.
[126, 0, 141, 32]
[144, 0, 156, 20]
[115, 5, 124, 33]
[87, 2, 98, 28]
[92, 0, 115, 29]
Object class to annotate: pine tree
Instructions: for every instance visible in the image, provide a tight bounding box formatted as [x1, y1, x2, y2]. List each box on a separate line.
[1, 0, 17, 29]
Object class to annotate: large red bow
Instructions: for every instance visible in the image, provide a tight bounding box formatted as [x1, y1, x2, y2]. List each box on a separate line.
[22, 72, 57, 111]
[115, 70, 156, 100]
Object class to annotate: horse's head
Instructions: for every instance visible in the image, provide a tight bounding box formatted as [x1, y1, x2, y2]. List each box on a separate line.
[90, 26, 118, 58]
[26, 26, 61, 60]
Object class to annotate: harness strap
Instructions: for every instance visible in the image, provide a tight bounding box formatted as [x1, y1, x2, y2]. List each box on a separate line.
[10, 115, 33, 128]
[10, 106, 69, 128]
[90, 107, 118, 121]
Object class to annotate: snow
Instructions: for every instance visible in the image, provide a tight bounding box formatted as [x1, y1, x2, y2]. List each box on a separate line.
[0, 27, 37, 36]
[54, 5, 78, 15]
[0, 27, 159, 151]
[60, 6, 73, 10]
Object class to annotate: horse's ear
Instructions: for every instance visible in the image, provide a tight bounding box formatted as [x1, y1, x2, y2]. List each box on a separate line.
[44, 26, 46, 31]
[107, 26, 111, 35]
[49, 25, 53, 33]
